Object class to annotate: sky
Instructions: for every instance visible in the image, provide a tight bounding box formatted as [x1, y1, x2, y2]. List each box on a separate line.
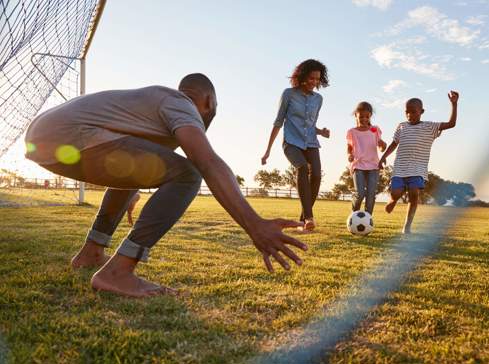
[4, 0, 489, 200]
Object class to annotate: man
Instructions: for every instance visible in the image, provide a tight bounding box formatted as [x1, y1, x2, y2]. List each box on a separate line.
[25, 73, 307, 297]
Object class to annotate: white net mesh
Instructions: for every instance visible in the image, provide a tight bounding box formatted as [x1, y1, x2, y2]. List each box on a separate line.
[0, 0, 104, 206]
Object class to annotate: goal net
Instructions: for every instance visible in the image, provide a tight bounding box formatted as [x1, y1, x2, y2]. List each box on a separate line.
[0, 0, 105, 207]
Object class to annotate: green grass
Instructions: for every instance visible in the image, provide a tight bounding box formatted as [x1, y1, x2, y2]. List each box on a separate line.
[0, 192, 488, 363]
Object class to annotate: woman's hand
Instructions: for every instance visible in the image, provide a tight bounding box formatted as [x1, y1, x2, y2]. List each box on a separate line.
[318, 128, 330, 138]
[261, 150, 270, 165]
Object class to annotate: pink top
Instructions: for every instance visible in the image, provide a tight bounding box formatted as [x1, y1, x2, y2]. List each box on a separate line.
[346, 126, 382, 172]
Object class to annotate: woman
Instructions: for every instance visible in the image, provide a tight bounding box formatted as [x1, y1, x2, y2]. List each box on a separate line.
[261, 59, 330, 232]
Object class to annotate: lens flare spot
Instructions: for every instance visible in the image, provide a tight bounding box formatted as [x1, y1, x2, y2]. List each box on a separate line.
[25, 142, 36, 153]
[133, 153, 166, 186]
[104, 150, 135, 178]
[55, 145, 80, 165]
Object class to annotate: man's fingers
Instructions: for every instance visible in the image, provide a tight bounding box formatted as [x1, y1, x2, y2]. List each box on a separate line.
[274, 218, 303, 229]
[278, 243, 303, 266]
[262, 253, 274, 273]
[270, 249, 290, 271]
[282, 234, 308, 251]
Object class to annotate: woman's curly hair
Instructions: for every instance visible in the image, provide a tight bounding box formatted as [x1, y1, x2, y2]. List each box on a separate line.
[290, 59, 329, 89]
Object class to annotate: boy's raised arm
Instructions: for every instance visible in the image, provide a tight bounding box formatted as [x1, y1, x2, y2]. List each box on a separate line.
[439, 90, 459, 131]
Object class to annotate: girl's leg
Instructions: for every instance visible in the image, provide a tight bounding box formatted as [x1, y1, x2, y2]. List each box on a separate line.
[365, 170, 380, 215]
[283, 144, 313, 220]
[352, 170, 367, 211]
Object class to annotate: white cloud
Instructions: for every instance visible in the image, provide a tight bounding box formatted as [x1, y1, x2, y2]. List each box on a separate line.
[352, 0, 392, 11]
[425, 88, 437, 93]
[390, 6, 480, 46]
[482, 59, 489, 64]
[370, 43, 455, 80]
[479, 39, 489, 49]
[380, 98, 404, 109]
[382, 79, 407, 93]
[460, 57, 471, 61]
[466, 15, 487, 26]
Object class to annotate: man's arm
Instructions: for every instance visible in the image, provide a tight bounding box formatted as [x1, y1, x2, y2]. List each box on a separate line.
[175, 126, 307, 272]
[439, 90, 459, 131]
[378, 140, 398, 169]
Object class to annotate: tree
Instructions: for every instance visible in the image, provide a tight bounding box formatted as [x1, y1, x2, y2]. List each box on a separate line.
[331, 182, 351, 200]
[0, 168, 25, 187]
[378, 166, 393, 194]
[236, 175, 245, 187]
[282, 165, 297, 189]
[422, 172, 476, 206]
[254, 169, 284, 189]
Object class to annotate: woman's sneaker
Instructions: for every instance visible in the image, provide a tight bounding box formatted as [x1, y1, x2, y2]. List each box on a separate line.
[297, 218, 315, 233]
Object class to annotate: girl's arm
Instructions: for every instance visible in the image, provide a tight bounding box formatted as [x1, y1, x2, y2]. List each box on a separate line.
[378, 140, 398, 169]
[261, 126, 281, 165]
[347, 144, 354, 162]
[378, 139, 387, 152]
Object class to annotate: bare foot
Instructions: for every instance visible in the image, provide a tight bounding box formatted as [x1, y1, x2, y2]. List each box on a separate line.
[385, 200, 397, 214]
[91, 254, 179, 298]
[91, 272, 178, 298]
[71, 241, 111, 269]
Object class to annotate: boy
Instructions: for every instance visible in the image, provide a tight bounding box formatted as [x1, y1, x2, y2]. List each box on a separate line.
[379, 91, 459, 233]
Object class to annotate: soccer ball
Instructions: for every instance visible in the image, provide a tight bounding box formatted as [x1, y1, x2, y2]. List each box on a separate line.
[347, 210, 374, 235]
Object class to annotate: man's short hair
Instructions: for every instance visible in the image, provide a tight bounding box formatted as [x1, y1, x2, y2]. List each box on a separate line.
[178, 73, 215, 94]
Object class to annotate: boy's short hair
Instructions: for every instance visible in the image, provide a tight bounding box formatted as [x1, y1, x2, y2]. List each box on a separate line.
[406, 98, 423, 108]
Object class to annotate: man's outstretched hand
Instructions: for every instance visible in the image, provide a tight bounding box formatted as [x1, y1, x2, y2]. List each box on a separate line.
[248, 218, 308, 272]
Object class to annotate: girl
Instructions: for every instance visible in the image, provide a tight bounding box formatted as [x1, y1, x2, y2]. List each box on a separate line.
[347, 102, 387, 215]
[261, 59, 330, 232]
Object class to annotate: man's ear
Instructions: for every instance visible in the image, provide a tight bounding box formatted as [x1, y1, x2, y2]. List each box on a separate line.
[421, 108, 425, 114]
[205, 93, 215, 112]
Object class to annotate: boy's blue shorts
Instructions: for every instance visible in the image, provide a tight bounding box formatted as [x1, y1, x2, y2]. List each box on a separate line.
[391, 176, 425, 190]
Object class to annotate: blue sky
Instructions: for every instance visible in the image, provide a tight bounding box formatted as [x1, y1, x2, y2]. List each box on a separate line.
[8, 0, 489, 199]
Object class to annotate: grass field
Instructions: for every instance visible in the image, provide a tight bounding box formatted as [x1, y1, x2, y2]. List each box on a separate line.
[0, 191, 488, 363]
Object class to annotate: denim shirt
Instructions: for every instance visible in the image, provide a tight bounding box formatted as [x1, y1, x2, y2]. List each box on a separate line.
[273, 87, 323, 150]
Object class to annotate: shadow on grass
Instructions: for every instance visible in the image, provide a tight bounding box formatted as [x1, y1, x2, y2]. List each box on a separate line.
[0, 265, 257, 363]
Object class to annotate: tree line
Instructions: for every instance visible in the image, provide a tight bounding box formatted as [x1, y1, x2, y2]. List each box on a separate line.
[244, 165, 484, 207]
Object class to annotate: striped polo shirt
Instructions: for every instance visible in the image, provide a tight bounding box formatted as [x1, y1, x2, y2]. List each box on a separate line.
[392, 121, 441, 180]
